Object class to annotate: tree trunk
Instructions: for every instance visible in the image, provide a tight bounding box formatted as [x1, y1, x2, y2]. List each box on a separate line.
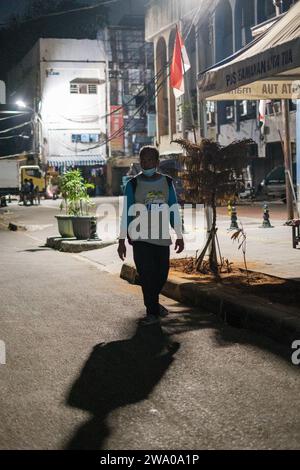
[195, 197, 218, 272]
[195, 230, 213, 271]
[208, 201, 218, 273]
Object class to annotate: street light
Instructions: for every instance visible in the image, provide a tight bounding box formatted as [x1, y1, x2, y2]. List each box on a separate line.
[16, 100, 27, 109]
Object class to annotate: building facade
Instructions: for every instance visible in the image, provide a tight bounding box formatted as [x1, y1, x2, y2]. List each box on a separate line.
[145, 0, 298, 189]
[8, 38, 107, 180]
[99, 13, 154, 159]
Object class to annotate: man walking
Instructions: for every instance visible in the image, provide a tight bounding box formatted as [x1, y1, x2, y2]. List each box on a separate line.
[118, 146, 184, 325]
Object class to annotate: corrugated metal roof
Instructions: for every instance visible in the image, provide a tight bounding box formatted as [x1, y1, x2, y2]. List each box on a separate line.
[48, 156, 106, 167]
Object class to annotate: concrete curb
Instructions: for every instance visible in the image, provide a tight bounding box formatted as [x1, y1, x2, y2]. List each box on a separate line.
[46, 236, 117, 253]
[120, 263, 300, 347]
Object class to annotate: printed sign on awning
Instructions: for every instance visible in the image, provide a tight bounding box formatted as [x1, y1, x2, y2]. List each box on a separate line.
[198, 2, 300, 101]
[206, 79, 300, 101]
[199, 38, 300, 100]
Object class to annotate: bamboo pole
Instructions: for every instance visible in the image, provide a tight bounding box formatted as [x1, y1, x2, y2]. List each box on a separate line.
[273, 1, 295, 220]
[282, 99, 294, 220]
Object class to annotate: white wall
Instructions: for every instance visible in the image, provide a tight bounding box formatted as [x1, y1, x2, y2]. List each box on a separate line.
[8, 38, 107, 163]
[39, 39, 106, 161]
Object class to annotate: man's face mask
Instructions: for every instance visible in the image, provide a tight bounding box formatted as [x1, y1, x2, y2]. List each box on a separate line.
[142, 167, 157, 177]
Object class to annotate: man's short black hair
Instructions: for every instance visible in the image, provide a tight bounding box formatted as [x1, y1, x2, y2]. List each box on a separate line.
[139, 145, 159, 161]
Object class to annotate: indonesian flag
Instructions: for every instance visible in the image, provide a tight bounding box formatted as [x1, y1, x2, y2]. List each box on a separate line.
[170, 29, 191, 98]
[258, 100, 266, 131]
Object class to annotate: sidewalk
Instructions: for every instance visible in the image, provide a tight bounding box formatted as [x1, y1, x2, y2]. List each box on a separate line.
[82, 211, 300, 281]
[1, 200, 299, 280]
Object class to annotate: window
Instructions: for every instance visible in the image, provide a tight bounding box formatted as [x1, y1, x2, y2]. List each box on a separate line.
[226, 105, 234, 120]
[266, 100, 281, 115]
[282, 0, 296, 13]
[25, 169, 42, 178]
[239, 100, 256, 119]
[70, 83, 98, 94]
[206, 101, 216, 125]
[88, 84, 97, 94]
[128, 69, 140, 84]
[70, 84, 78, 94]
[72, 134, 100, 143]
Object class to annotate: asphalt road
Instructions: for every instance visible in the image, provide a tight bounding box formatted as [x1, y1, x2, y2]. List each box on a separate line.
[0, 200, 299, 450]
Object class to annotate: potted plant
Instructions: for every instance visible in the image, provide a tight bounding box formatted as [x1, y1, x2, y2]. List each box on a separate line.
[56, 170, 96, 240]
[55, 171, 75, 238]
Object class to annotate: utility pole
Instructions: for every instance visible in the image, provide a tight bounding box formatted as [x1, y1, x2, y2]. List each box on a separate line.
[282, 99, 294, 219]
[273, 0, 294, 219]
[297, 101, 300, 217]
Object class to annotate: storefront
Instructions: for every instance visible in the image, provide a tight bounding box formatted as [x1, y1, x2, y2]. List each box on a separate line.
[47, 155, 107, 196]
[198, 2, 300, 216]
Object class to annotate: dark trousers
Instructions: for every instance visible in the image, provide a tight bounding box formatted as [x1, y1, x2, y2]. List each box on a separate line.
[132, 241, 170, 316]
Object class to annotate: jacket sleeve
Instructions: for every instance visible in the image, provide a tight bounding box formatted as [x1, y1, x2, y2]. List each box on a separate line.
[168, 181, 183, 238]
[119, 180, 135, 240]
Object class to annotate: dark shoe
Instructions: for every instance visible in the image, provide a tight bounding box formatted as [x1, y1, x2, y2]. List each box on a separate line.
[159, 304, 169, 318]
[140, 314, 160, 326]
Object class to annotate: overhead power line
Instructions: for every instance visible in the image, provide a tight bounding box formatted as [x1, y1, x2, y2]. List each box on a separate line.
[0, 113, 28, 121]
[0, 134, 29, 140]
[76, 64, 171, 152]
[0, 121, 32, 134]
[0, 153, 29, 160]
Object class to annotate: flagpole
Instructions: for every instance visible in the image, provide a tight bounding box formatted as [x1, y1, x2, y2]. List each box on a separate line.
[273, 2, 294, 220]
[176, 24, 197, 144]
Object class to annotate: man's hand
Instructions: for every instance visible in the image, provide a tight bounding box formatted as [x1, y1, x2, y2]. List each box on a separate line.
[118, 239, 127, 261]
[174, 238, 184, 254]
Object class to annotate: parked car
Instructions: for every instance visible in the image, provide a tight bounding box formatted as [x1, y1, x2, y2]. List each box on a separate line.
[259, 163, 296, 203]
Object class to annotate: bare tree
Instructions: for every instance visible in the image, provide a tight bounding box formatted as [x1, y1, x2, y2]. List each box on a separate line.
[174, 138, 253, 274]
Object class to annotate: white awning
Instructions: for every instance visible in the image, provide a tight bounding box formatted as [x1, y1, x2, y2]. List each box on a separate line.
[198, 2, 300, 101]
[47, 155, 106, 167]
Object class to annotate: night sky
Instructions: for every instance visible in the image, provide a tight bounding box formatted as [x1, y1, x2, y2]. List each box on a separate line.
[0, 1, 146, 26]
[0, 0, 27, 24]
[0, 0, 104, 25]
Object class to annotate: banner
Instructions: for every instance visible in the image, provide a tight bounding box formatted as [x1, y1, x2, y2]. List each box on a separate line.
[110, 106, 124, 153]
[206, 79, 300, 101]
[198, 35, 300, 100]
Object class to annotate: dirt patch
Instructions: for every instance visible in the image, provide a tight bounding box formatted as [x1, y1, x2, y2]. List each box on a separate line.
[170, 257, 300, 310]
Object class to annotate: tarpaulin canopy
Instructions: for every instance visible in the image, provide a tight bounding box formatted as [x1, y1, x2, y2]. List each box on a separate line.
[198, 2, 300, 101]
[47, 155, 106, 167]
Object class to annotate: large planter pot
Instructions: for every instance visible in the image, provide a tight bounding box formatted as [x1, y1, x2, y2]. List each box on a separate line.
[55, 215, 74, 238]
[72, 216, 98, 240]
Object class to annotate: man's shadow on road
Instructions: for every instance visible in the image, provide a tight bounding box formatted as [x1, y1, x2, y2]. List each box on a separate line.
[64, 323, 180, 450]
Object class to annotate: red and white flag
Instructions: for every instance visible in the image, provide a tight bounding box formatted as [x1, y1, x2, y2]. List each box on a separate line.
[258, 100, 266, 130]
[170, 29, 191, 98]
